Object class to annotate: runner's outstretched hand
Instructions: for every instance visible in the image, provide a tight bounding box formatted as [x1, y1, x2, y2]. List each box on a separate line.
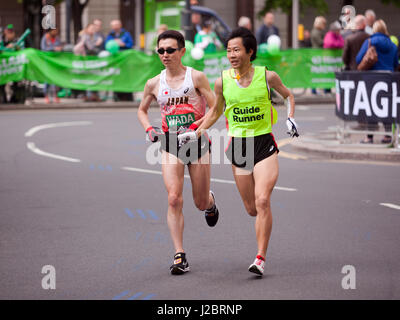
[286, 118, 299, 138]
[178, 123, 198, 147]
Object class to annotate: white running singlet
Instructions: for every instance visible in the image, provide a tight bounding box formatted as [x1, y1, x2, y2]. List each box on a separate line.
[157, 67, 206, 132]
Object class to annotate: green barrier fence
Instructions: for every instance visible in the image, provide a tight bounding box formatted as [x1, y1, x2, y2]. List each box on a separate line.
[0, 48, 343, 92]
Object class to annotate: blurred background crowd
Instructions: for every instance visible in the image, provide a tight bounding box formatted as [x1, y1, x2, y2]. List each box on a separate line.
[0, 0, 399, 106]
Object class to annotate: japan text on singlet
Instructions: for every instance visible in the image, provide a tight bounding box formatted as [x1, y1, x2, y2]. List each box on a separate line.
[157, 67, 206, 132]
[222, 66, 278, 137]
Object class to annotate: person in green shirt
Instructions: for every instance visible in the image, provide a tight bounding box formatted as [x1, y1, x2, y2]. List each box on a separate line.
[194, 19, 222, 53]
[178, 27, 299, 276]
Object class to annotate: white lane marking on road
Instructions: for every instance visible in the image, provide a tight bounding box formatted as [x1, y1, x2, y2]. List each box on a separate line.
[380, 203, 400, 211]
[27, 142, 81, 163]
[296, 106, 310, 111]
[24, 121, 93, 137]
[121, 166, 162, 175]
[121, 166, 297, 192]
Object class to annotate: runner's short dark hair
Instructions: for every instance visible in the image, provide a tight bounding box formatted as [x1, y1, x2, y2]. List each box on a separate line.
[157, 30, 185, 49]
[226, 27, 257, 61]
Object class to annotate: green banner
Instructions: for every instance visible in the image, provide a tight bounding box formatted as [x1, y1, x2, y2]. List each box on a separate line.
[0, 48, 343, 91]
[256, 48, 344, 88]
[184, 48, 344, 89]
[0, 48, 164, 92]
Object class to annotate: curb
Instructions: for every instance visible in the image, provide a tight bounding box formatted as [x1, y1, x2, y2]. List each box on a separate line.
[0, 96, 334, 111]
[291, 136, 400, 162]
[0, 101, 159, 111]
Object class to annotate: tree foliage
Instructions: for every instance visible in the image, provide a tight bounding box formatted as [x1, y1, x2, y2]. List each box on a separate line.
[258, 0, 329, 18]
[381, 0, 400, 7]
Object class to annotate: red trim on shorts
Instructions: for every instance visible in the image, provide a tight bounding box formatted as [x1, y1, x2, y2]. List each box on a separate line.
[270, 133, 278, 149]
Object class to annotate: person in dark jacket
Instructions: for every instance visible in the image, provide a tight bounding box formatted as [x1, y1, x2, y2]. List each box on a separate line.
[256, 12, 279, 45]
[342, 15, 370, 131]
[356, 19, 399, 144]
[342, 15, 369, 70]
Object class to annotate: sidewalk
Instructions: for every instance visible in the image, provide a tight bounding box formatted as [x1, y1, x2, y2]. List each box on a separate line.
[0, 89, 335, 111]
[290, 126, 400, 163]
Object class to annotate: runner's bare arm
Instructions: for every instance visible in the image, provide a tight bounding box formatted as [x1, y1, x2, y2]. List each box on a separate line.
[267, 70, 295, 118]
[192, 70, 216, 127]
[137, 77, 158, 130]
[196, 77, 225, 137]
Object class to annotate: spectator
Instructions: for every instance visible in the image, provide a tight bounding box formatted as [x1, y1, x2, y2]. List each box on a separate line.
[300, 29, 312, 48]
[190, 12, 202, 42]
[1, 25, 17, 103]
[238, 16, 252, 31]
[342, 15, 369, 132]
[40, 29, 63, 104]
[105, 19, 134, 50]
[311, 16, 326, 95]
[356, 19, 399, 144]
[74, 24, 102, 102]
[322, 21, 343, 95]
[357, 20, 398, 72]
[188, 0, 201, 42]
[2, 24, 18, 49]
[311, 16, 326, 49]
[323, 21, 344, 49]
[73, 26, 88, 56]
[82, 23, 102, 56]
[364, 9, 376, 35]
[151, 24, 168, 51]
[93, 18, 105, 51]
[194, 19, 222, 53]
[342, 15, 369, 71]
[256, 12, 279, 45]
[105, 20, 134, 101]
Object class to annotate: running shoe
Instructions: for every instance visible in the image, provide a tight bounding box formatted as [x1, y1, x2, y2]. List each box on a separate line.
[248, 255, 265, 276]
[205, 190, 219, 227]
[170, 252, 190, 275]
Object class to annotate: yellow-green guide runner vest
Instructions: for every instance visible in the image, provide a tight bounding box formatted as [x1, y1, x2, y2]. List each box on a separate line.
[222, 66, 277, 137]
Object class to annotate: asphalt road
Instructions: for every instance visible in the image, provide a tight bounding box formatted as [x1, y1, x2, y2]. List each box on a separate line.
[0, 104, 399, 300]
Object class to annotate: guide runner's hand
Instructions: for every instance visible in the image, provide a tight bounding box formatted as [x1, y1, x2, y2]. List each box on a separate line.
[178, 123, 198, 147]
[286, 118, 299, 138]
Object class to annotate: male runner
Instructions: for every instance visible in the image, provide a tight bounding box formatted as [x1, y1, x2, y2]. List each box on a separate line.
[137, 30, 219, 275]
[179, 27, 299, 276]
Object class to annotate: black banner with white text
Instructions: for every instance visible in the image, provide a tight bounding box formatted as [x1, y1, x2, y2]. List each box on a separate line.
[335, 71, 400, 123]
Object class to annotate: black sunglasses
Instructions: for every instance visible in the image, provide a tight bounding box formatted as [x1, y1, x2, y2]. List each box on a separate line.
[157, 47, 180, 55]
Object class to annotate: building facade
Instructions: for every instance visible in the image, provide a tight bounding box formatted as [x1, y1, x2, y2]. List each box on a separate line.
[1, 0, 399, 50]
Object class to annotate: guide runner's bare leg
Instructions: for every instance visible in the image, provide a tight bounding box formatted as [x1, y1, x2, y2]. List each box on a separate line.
[253, 152, 279, 258]
[231, 166, 257, 217]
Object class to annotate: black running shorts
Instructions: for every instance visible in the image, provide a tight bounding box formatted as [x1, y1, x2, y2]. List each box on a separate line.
[160, 132, 211, 165]
[225, 133, 279, 170]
